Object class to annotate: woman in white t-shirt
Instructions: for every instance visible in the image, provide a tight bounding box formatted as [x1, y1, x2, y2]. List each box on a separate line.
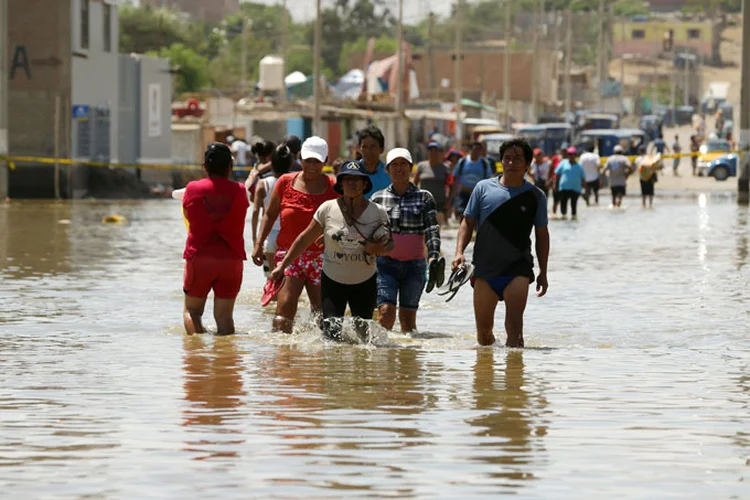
[270, 161, 393, 342]
[252, 144, 292, 277]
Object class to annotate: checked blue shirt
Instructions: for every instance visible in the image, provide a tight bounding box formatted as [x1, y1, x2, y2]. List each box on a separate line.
[370, 183, 441, 260]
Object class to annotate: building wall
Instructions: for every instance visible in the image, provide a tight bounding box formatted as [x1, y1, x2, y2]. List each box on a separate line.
[71, 0, 120, 168]
[7, 0, 72, 198]
[351, 49, 559, 105]
[138, 55, 173, 186]
[7, 0, 72, 156]
[142, 0, 239, 21]
[118, 55, 140, 165]
[613, 21, 712, 58]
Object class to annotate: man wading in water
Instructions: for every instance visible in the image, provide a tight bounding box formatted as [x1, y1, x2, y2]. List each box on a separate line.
[452, 138, 550, 347]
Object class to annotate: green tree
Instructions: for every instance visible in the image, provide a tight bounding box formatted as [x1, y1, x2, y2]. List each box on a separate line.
[119, 4, 194, 54]
[317, 0, 396, 75]
[150, 43, 209, 95]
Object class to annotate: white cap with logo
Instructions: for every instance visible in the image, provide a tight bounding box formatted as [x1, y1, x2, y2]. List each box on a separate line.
[300, 136, 329, 162]
[386, 148, 413, 167]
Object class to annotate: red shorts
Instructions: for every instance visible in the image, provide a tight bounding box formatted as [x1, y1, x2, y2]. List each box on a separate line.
[183, 256, 243, 299]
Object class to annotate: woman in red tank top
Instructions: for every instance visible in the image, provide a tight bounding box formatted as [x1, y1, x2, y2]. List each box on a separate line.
[253, 137, 339, 333]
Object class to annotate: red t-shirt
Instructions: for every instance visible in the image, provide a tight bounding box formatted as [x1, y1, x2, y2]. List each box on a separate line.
[275, 172, 338, 253]
[183, 177, 250, 260]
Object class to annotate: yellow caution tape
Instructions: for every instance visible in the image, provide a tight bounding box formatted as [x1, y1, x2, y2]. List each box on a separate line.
[1, 151, 745, 175]
[0, 154, 337, 174]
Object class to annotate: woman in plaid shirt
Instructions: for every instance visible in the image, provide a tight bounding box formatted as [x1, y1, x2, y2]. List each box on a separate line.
[371, 148, 442, 334]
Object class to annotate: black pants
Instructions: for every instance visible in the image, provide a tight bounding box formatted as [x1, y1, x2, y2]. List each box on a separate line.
[534, 179, 549, 198]
[583, 180, 599, 205]
[559, 190, 580, 216]
[321, 272, 377, 341]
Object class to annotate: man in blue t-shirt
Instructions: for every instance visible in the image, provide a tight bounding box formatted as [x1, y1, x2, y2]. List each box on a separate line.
[453, 138, 550, 348]
[650, 133, 670, 156]
[450, 140, 494, 219]
[357, 125, 392, 200]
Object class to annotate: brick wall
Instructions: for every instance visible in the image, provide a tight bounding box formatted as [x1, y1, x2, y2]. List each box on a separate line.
[350, 49, 559, 104]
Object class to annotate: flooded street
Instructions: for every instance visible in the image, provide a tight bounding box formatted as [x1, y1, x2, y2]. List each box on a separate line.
[1, 196, 749, 498]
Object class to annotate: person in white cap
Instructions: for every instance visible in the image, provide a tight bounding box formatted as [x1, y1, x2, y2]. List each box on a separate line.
[252, 136, 339, 334]
[370, 148, 442, 334]
[602, 144, 633, 208]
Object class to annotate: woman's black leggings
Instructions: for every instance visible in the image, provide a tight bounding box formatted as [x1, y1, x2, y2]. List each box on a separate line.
[559, 190, 580, 216]
[321, 272, 377, 341]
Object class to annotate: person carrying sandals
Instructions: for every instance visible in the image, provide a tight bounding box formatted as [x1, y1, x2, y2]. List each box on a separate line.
[270, 161, 393, 342]
[371, 148, 443, 334]
[452, 138, 550, 348]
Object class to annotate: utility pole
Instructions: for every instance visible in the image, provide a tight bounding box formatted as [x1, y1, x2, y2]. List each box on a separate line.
[280, 0, 288, 104]
[428, 12, 436, 97]
[738, 0, 750, 205]
[564, 7, 573, 117]
[454, 1, 464, 145]
[240, 14, 248, 93]
[683, 53, 690, 106]
[396, 0, 405, 146]
[54, 96, 61, 200]
[503, 0, 511, 130]
[531, 0, 541, 124]
[313, 0, 322, 136]
[652, 59, 659, 114]
[619, 16, 626, 114]
[0, 0, 7, 200]
[670, 69, 676, 124]
[596, 0, 604, 111]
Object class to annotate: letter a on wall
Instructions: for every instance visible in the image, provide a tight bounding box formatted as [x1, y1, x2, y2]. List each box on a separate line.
[10, 46, 32, 80]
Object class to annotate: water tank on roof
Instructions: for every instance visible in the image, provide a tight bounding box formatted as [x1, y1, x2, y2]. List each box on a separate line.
[259, 55, 284, 91]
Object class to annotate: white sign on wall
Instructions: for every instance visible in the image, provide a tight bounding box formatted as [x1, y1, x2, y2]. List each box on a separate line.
[148, 83, 162, 138]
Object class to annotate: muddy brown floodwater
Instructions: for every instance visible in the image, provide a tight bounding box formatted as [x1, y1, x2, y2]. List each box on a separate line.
[0, 196, 748, 498]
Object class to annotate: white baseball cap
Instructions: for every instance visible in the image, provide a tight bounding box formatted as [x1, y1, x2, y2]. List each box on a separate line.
[386, 148, 413, 166]
[300, 136, 328, 162]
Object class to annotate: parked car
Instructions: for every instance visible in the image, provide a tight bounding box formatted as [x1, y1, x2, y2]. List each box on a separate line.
[639, 114, 664, 141]
[517, 123, 574, 156]
[697, 139, 732, 176]
[575, 129, 648, 157]
[579, 113, 619, 132]
[706, 153, 739, 181]
[674, 106, 695, 126]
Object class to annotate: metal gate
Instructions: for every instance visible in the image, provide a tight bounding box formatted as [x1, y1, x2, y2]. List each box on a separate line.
[75, 105, 110, 162]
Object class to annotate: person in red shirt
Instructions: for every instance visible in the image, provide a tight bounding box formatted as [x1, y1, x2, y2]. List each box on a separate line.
[252, 136, 339, 333]
[182, 143, 250, 335]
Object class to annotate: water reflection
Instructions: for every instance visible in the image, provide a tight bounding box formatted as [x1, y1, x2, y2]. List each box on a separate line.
[260, 345, 438, 446]
[468, 350, 548, 488]
[0, 201, 73, 278]
[182, 336, 246, 460]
